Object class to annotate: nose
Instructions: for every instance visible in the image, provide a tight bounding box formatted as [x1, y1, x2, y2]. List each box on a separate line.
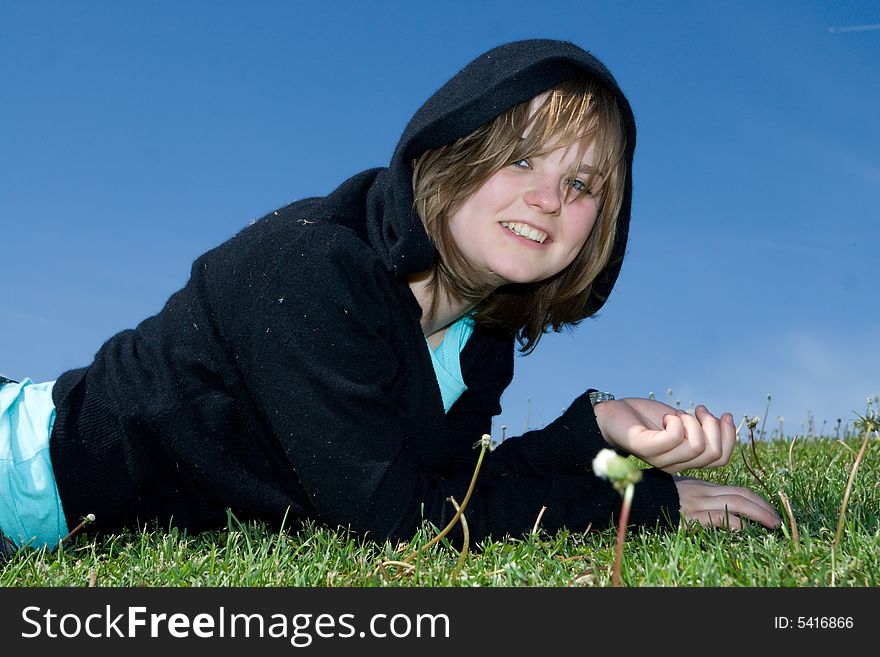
[523, 179, 562, 214]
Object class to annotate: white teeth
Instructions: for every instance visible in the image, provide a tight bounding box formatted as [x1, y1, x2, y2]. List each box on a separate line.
[501, 221, 547, 244]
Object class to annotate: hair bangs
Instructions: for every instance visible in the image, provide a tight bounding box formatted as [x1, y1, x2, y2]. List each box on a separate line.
[514, 79, 625, 204]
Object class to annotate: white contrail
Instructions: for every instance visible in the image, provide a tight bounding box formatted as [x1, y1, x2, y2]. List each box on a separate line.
[828, 23, 880, 33]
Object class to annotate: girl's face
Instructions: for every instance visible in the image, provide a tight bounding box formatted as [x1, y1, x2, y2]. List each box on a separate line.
[447, 138, 600, 288]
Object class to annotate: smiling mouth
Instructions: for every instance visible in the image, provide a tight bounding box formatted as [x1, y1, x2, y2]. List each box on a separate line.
[501, 221, 548, 244]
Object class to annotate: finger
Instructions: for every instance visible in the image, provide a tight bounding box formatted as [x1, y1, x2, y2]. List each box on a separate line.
[699, 482, 776, 510]
[679, 411, 708, 465]
[622, 412, 684, 461]
[662, 408, 733, 471]
[713, 412, 737, 466]
[673, 407, 731, 470]
[651, 412, 709, 471]
[694, 405, 724, 465]
[683, 509, 744, 531]
[691, 491, 781, 529]
[638, 414, 690, 468]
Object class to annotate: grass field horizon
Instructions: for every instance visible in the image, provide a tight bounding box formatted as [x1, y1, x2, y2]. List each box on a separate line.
[2, 409, 878, 587]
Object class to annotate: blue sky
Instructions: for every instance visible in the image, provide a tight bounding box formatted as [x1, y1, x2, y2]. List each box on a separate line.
[1, 1, 877, 440]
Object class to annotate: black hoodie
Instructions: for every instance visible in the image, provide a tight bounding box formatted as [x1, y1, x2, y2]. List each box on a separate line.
[49, 40, 679, 543]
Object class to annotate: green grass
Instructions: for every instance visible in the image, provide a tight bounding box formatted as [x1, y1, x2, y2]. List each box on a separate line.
[2, 433, 878, 587]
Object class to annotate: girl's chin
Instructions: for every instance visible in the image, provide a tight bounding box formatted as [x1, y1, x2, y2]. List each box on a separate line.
[491, 269, 545, 286]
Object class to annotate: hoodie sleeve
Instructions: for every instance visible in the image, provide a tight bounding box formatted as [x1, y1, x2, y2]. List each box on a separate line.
[446, 331, 681, 538]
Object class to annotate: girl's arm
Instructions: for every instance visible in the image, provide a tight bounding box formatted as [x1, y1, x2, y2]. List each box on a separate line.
[218, 224, 678, 544]
[445, 332, 681, 538]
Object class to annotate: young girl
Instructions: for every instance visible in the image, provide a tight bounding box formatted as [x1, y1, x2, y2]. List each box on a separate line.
[0, 39, 780, 560]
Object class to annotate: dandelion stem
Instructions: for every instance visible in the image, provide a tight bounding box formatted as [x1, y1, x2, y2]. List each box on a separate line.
[748, 424, 766, 476]
[612, 483, 634, 587]
[833, 433, 870, 553]
[740, 445, 773, 502]
[402, 434, 490, 564]
[531, 506, 547, 535]
[58, 513, 95, 548]
[447, 496, 469, 586]
[759, 395, 772, 443]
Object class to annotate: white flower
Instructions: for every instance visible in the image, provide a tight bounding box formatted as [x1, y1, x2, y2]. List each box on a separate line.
[592, 448, 618, 479]
[592, 448, 642, 494]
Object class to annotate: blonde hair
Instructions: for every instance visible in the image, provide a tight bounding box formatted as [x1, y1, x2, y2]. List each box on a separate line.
[412, 78, 628, 353]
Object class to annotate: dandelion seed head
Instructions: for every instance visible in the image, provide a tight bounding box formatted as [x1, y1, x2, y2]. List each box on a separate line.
[592, 449, 642, 493]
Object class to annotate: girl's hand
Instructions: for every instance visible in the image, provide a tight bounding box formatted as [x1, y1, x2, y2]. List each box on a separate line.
[674, 476, 782, 530]
[593, 398, 737, 473]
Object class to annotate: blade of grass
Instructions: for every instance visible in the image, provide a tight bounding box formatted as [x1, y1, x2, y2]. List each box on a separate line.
[777, 490, 799, 552]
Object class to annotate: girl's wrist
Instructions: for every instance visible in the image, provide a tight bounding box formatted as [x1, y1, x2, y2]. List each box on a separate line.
[591, 398, 618, 449]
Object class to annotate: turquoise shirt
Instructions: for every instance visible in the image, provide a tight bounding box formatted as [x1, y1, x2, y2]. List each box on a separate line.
[426, 314, 475, 413]
[0, 378, 68, 550]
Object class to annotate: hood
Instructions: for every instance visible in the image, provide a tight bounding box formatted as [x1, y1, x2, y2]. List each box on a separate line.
[363, 39, 637, 318]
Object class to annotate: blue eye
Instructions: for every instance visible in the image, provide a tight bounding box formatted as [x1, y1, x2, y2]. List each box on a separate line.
[511, 158, 531, 169]
[566, 178, 591, 195]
